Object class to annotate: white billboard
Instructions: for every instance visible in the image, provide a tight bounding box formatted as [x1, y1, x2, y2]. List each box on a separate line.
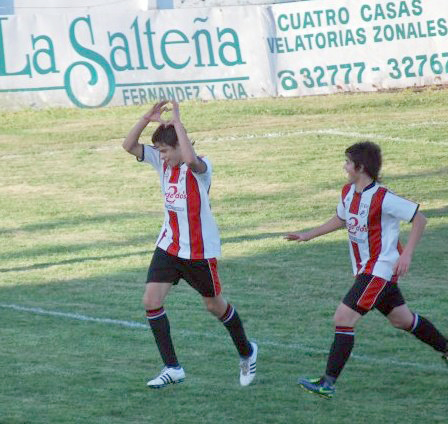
[1, 0, 447, 109]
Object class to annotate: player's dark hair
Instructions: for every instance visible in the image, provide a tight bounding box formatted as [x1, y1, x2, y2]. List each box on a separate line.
[152, 124, 178, 148]
[345, 141, 382, 181]
[151, 123, 195, 148]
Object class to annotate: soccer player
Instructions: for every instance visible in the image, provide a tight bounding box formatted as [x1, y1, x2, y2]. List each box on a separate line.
[122, 101, 257, 388]
[286, 141, 447, 399]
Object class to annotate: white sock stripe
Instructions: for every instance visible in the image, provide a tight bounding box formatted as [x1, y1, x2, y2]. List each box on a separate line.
[411, 313, 420, 332]
[146, 310, 166, 320]
[222, 306, 235, 323]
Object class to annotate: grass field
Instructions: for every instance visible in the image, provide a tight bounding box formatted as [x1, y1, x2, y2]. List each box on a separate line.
[1, 89, 448, 424]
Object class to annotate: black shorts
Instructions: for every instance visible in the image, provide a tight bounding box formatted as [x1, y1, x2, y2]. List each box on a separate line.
[342, 273, 406, 316]
[146, 247, 222, 298]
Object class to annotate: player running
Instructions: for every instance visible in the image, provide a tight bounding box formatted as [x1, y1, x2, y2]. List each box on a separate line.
[123, 101, 257, 388]
[286, 141, 447, 399]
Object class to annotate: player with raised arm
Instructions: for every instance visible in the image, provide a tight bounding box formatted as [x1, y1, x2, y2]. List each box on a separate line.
[286, 141, 447, 399]
[123, 101, 257, 388]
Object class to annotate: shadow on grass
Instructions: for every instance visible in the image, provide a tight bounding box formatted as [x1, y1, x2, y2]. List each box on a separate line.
[222, 231, 286, 244]
[0, 211, 158, 235]
[1, 234, 155, 261]
[0, 231, 290, 273]
[0, 233, 347, 302]
[1, 224, 447, 413]
[0, 250, 150, 273]
[424, 205, 448, 219]
[1, 206, 446, 331]
[2, 220, 446, 306]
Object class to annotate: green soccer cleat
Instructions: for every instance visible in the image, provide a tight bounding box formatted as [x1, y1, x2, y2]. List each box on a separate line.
[298, 377, 335, 399]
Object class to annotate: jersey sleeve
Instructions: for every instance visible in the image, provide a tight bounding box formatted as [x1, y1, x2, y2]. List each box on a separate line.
[383, 191, 419, 222]
[137, 144, 162, 170]
[336, 197, 346, 221]
[192, 157, 212, 187]
[336, 184, 351, 221]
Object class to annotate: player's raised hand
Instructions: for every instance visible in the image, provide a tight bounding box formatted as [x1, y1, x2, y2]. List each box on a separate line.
[284, 232, 311, 242]
[165, 100, 181, 125]
[142, 101, 170, 124]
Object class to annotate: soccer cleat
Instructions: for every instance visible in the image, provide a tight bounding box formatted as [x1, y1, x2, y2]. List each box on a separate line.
[298, 377, 335, 399]
[146, 366, 185, 389]
[239, 341, 258, 386]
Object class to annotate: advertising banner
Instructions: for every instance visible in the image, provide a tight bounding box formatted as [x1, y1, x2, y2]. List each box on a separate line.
[1, 0, 448, 109]
[269, 0, 448, 96]
[0, 8, 273, 108]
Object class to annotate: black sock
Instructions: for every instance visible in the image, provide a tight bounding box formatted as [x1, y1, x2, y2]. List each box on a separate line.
[325, 326, 355, 382]
[146, 307, 179, 367]
[220, 304, 252, 357]
[409, 314, 447, 353]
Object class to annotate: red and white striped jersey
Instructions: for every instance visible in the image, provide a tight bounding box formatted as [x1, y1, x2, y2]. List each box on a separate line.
[336, 182, 419, 281]
[139, 145, 221, 259]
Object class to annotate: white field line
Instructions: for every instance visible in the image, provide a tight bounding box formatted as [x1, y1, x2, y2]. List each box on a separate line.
[408, 121, 447, 127]
[1, 128, 447, 160]
[203, 129, 448, 146]
[99, 130, 429, 148]
[1, 302, 446, 373]
[110, 127, 447, 145]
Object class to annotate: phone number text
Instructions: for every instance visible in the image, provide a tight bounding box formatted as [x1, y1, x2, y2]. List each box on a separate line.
[278, 52, 448, 89]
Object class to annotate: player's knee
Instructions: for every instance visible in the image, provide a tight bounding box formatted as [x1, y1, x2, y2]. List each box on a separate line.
[389, 316, 413, 330]
[205, 301, 219, 316]
[204, 298, 225, 317]
[388, 308, 414, 330]
[333, 310, 348, 325]
[142, 292, 162, 310]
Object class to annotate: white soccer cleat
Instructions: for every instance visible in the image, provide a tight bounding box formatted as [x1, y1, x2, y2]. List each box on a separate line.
[146, 366, 185, 389]
[239, 341, 258, 386]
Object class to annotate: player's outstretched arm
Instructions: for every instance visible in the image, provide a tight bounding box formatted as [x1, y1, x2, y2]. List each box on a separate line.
[122, 101, 169, 158]
[393, 211, 427, 277]
[285, 214, 345, 242]
[169, 101, 206, 174]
